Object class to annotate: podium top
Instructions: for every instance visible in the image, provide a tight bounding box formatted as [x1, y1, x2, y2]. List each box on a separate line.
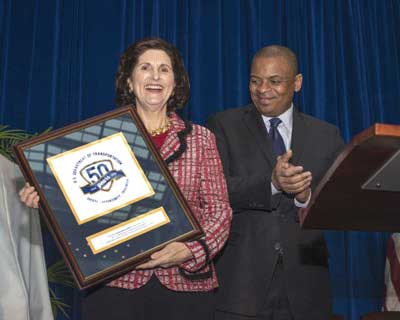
[300, 123, 400, 232]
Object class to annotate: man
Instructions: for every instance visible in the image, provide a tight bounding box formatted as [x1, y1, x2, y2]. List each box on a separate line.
[208, 45, 344, 320]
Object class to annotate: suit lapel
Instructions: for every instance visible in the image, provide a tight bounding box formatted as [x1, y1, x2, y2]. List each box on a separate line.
[290, 110, 307, 164]
[242, 105, 276, 168]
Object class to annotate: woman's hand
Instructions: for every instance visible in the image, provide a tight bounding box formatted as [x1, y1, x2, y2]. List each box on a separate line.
[136, 242, 193, 269]
[19, 182, 40, 208]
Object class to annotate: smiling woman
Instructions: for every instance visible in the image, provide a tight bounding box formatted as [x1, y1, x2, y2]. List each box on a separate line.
[128, 49, 176, 117]
[19, 38, 232, 320]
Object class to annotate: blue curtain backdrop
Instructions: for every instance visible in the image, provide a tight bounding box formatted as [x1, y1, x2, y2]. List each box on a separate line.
[1, 1, 399, 319]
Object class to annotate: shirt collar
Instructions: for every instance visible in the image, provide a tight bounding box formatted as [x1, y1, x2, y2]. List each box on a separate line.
[261, 103, 294, 130]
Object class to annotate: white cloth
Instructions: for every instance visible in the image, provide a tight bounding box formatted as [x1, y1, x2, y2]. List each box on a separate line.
[0, 155, 53, 320]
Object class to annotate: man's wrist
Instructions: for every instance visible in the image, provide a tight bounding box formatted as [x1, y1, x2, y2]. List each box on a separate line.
[271, 182, 281, 195]
[294, 189, 312, 207]
[271, 172, 281, 192]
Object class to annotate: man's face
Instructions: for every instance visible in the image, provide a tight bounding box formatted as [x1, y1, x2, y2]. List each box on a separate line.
[249, 56, 302, 117]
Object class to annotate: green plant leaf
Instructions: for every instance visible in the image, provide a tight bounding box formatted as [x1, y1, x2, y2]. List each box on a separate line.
[47, 259, 75, 287]
[49, 287, 70, 319]
[0, 126, 30, 161]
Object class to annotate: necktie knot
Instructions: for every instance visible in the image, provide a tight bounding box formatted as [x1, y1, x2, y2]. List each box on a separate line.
[269, 117, 282, 129]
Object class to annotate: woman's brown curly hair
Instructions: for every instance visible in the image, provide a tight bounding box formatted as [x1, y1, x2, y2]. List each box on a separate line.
[115, 37, 190, 112]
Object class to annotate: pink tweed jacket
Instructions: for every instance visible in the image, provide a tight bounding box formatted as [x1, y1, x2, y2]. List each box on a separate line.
[109, 112, 232, 292]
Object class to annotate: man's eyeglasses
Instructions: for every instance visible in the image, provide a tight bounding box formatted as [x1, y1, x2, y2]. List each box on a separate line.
[250, 76, 293, 88]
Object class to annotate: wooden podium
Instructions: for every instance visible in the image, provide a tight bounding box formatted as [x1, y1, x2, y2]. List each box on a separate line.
[300, 124, 400, 232]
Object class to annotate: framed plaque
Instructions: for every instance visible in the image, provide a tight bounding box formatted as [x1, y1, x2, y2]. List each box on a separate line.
[13, 106, 203, 289]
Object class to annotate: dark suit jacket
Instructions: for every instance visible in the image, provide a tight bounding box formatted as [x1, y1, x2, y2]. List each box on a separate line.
[208, 104, 344, 320]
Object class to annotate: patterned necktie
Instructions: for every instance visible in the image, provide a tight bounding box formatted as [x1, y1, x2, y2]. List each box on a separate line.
[268, 118, 286, 156]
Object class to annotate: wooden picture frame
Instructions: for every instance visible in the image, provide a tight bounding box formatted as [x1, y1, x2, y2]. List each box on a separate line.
[13, 106, 203, 289]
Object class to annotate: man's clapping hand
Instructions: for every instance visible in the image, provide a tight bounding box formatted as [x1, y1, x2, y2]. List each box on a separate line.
[271, 149, 311, 203]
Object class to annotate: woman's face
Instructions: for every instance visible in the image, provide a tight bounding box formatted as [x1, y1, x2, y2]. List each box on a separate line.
[128, 49, 176, 113]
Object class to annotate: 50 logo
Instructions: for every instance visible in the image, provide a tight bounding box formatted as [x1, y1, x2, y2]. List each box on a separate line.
[79, 159, 125, 195]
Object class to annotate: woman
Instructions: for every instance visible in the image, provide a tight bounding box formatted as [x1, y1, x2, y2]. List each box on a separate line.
[20, 38, 232, 320]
